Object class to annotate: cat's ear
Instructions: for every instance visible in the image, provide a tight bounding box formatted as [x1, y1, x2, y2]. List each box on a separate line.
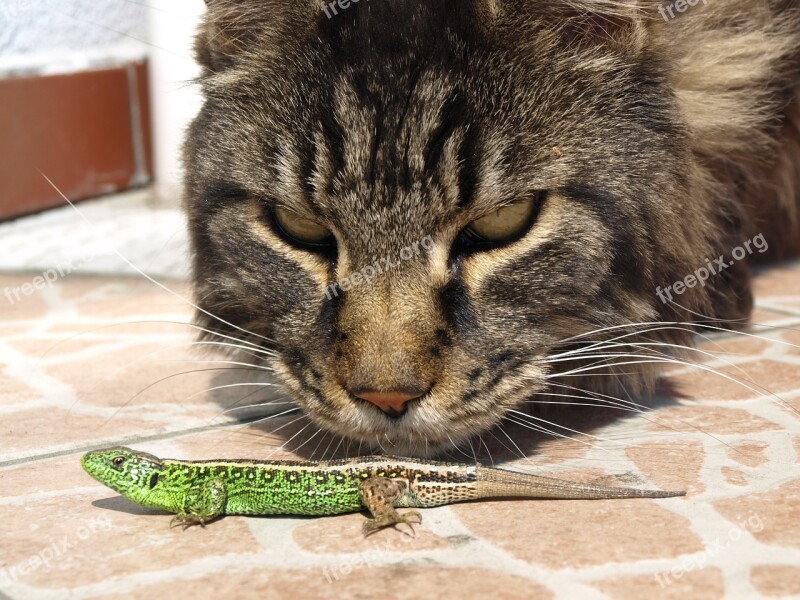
[553, 0, 655, 54]
[512, 0, 655, 55]
[196, 0, 323, 71]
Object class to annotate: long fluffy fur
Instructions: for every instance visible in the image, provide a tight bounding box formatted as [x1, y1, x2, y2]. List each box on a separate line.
[184, 0, 800, 455]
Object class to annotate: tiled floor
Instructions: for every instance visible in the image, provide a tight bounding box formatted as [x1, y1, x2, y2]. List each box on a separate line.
[0, 189, 189, 280]
[1, 205, 799, 598]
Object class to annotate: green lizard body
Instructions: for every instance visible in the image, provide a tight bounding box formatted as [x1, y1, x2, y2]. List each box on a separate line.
[81, 447, 685, 534]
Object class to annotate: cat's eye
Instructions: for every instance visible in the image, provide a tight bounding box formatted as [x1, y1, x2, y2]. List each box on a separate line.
[462, 195, 542, 246]
[271, 207, 334, 249]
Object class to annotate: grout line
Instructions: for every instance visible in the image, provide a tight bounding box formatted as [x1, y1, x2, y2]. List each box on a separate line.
[125, 62, 150, 188]
[753, 302, 800, 319]
[0, 413, 282, 469]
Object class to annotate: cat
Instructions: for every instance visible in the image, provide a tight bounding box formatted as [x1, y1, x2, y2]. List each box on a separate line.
[183, 0, 800, 456]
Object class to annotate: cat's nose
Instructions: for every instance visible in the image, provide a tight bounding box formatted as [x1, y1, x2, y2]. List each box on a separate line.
[351, 388, 429, 417]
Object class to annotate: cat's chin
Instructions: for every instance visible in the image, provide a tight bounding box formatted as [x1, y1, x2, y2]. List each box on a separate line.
[298, 396, 517, 459]
[275, 364, 545, 459]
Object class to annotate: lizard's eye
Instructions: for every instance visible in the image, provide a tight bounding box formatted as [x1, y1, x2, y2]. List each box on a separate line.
[111, 456, 126, 468]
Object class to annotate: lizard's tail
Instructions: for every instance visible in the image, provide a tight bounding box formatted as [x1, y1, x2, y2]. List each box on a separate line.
[475, 466, 686, 500]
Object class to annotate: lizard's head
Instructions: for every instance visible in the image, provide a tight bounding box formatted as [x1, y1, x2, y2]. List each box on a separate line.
[81, 447, 164, 502]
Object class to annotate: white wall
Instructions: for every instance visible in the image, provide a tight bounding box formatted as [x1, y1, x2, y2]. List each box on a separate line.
[0, 0, 149, 75]
[147, 0, 206, 205]
[0, 0, 207, 205]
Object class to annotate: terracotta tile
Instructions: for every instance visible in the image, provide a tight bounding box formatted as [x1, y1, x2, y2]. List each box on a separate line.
[721, 468, 749, 486]
[0, 454, 89, 497]
[0, 323, 35, 337]
[780, 329, 800, 356]
[750, 565, 800, 596]
[93, 567, 552, 600]
[47, 319, 192, 338]
[42, 342, 275, 416]
[752, 265, 800, 314]
[509, 437, 590, 466]
[713, 479, 800, 549]
[452, 498, 701, 569]
[592, 568, 725, 600]
[666, 359, 799, 402]
[164, 425, 315, 462]
[0, 375, 41, 409]
[1, 408, 162, 461]
[0, 276, 52, 319]
[1, 494, 260, 589]
[1, 255, 799, 598]
[293, 512, 449, 554]
[626, 441, 705, 496]
[697, 334, 773, 357]
[728, 441, 769, 468]
[740, 308, 800, 333]
[42, 277, 191, 319]
[9, 334, 116, 358]
[644, 406, 781, 435]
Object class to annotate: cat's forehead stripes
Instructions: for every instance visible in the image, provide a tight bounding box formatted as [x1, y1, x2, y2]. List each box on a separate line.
[286, 72, 517, 223]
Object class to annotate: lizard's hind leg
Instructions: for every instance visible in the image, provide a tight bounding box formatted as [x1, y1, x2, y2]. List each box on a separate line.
[359, 478, 422, 537]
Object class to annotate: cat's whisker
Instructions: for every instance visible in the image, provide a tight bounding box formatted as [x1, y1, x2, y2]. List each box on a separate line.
[503, 414, 608, 454]
[182, 340, 277, 358]
[541, 344, 743, 383]
[547, 381, 648, 409]
[550, 320, 800, 353]
[197, 380, 287, 424]
[103, 341, 274, 389]
[288, 426, 325, 456]
[489, 426, 529, 461]
[330, 435, 347, 460]
[525, 397, 638, 412]
[547, 324, 704, 356]
[548, 339, 738, 364]
[356, 438, 364, 457]
[466, 436, 478, 464]
[210, 404, 300, 426]
[209, 409, 305, 447]
[40, 173, 279, 352]
[41, 322, 275, 414]
[374, 436, 389, 457]
[316, 434, 335, 462]
[542, 353, 679, 374]
[548, 354, 800, 418]
[161, 359, 275, 373]
[556, 340, 773, 402]
[343, 438, 353, 460]
[265, 414, 309, 439]
[507, 409, 621, 450]
[266, 421, 315, 458]
[308, 431, 332, 462]
[547, 381, 762, 462]
[99, 366, 268, 427]
[182, 381, 280, 404]
[446, 433, 477, 462]
[216, 400, 296, 417]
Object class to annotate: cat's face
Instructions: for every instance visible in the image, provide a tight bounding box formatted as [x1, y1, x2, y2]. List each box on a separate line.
[184, 0, 749, 454]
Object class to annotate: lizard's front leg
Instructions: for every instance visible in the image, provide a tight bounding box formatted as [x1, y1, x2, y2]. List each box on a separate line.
[359, 477, 421, 537]
[171, 478, 227, 530]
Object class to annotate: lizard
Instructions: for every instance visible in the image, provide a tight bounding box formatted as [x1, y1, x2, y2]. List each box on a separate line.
[81, 447, 686, 535]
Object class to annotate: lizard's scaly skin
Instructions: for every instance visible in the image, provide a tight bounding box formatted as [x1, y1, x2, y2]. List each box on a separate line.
[81, 447, 685, 533]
